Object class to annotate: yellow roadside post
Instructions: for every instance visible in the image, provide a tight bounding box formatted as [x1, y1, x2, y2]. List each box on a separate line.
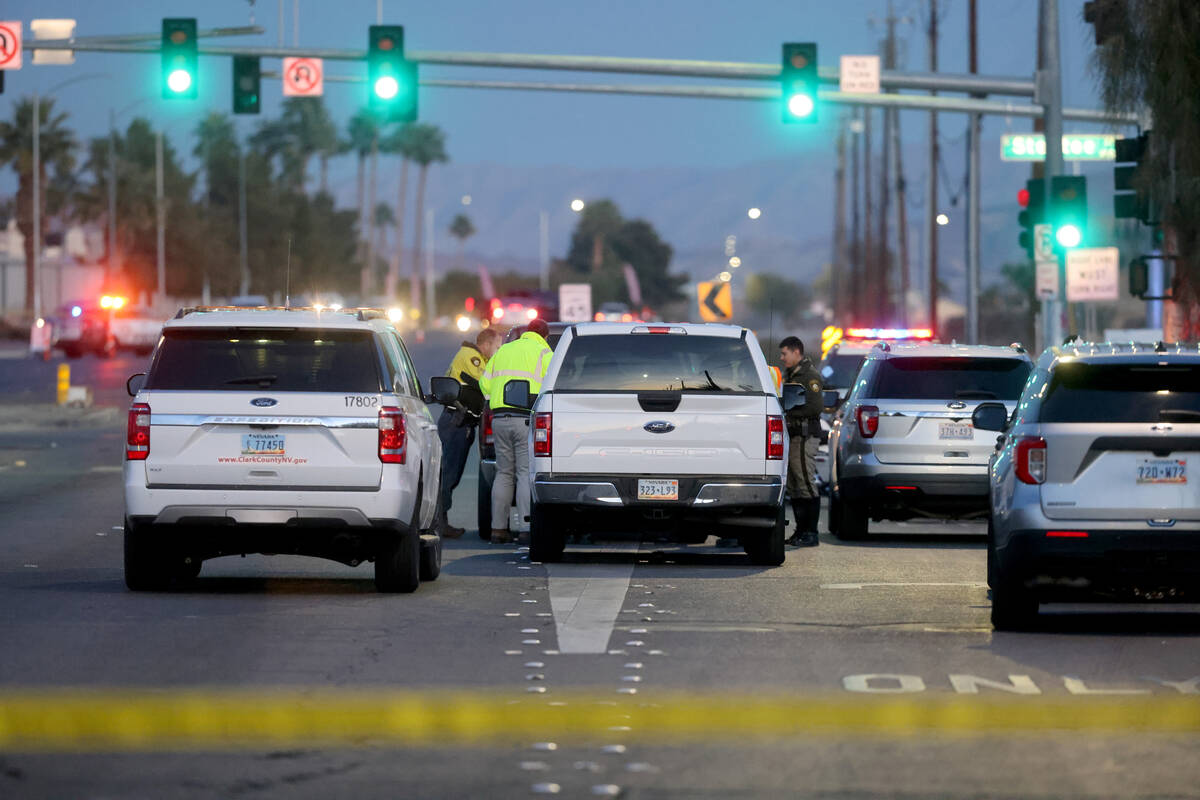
[57, 364, 70, 406]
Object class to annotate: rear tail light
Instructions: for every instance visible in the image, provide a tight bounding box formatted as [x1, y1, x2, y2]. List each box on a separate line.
[126, 403, 151, 460]
[379, 406, 406, 464]
[533, 412, 552, 457]
[482, 407, 494, 447]
[1014, 436, 1046, 484]
[767, 415, 785, 460]
[856, 405, 879, 438]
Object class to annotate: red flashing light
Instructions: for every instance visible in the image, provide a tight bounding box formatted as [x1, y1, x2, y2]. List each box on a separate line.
[465, 297, 476, 312]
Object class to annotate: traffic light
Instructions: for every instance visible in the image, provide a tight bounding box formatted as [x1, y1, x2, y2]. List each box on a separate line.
[1049, 175, 1087, 250]
[781, 42, 818, 123]
[232, 56, 260, 114]
[368, 25, 418, 122]
[161, 18, 198, 99]
[1114, 131, 1154, 224]
[1017, 178, 1044, 259]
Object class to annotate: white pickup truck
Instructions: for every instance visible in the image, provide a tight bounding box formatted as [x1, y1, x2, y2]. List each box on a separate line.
[507, 322, 788, 565]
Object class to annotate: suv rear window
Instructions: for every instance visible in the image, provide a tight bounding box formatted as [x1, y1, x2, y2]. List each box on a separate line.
[1040, 362, 1200, 423]
[554, 334, 762, 392]
[869, 357, 1030, 400]
[147, 328, 381, 392]
[821, 353, 867, 389]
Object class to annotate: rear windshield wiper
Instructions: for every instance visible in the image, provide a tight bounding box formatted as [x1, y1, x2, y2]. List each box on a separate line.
[225, 374, 278, 386]
[955, 389, 998, 399]
[1159, 408, 1200, 422]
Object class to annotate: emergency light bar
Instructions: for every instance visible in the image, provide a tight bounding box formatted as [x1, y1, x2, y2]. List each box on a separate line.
[845, 327, 934, 340]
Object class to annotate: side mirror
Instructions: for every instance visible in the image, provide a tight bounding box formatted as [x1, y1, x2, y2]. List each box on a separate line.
[822, 389, 841, 410]
[428, 376, 461, 405]
[126, 373, 147, 397]
[972, 402, 1009, 432]
[503, 379, 533, 410]
[781, 383, 806, 412]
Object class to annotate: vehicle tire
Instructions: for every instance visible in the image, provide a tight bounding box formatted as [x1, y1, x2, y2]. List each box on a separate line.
[745, 506, 786, 566]
[529, 503, 565, 563]
[477, 465, 492, 539]
[836, 496, 869, 540]
[375, 528, 420, 593]
[991, 578, 1038, 631]
[124, 523, 170, 591]
[419, 534, 442, 582]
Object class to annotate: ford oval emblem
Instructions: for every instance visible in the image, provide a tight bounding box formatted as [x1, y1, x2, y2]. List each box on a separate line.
[948, 400, 967, 410]
[644, 420, 675, 434]
[251, 397, 278, 408]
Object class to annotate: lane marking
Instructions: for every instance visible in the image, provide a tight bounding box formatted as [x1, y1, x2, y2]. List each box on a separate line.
[2, 690, 1199, 751]
[822, 582, 987, 589]
[548, 553, 634, 654]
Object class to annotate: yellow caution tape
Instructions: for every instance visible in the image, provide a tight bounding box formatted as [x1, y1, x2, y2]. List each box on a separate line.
[1, 689, 1199, 751]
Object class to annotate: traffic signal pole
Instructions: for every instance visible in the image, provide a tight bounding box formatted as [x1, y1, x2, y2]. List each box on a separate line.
[1039, 0, 1066, 349]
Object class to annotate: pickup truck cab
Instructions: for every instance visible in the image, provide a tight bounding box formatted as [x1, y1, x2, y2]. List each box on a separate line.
[515, 322, 787, 565]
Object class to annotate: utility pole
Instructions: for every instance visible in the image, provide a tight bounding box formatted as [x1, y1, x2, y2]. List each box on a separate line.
[863, 106, 874, 323]
[238, 142, 249, 296]
[966, 0, 982, 343]
[833, 116, 848, 320]
[926, 0, 939, 334]
[32, 92, 41, 317]
[877, 2, 897, 321]
[1040, 0, 1065, 348]
[155, 129, 166, 302]
[850, 108, 862, 325]
[425, 208, 436, 322]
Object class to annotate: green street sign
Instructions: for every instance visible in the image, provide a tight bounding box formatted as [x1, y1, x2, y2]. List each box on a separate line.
[1000, 134, 1118, 162]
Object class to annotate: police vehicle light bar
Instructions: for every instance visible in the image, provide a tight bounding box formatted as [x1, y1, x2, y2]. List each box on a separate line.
[845, 327, 934, 340]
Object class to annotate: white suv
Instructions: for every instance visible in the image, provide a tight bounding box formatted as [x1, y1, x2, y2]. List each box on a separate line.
[123, 307, 457, 593]
[504, 322, 788, 565]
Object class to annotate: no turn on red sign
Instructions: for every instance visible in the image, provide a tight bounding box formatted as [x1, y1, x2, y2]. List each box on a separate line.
[0, 22, 22, 70]
[283, 57, 323, 97]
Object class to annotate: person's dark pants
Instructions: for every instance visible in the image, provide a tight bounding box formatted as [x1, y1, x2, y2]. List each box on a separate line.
[438, 407, 476, 516]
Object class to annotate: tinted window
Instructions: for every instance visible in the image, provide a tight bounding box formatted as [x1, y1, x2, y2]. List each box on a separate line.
[1040, 363, 1200, 423]
[821, 353, 867, 389]
[554, 334, 761, 392]
[148, 328, 381, 392]
[869, 357, 1030, 400]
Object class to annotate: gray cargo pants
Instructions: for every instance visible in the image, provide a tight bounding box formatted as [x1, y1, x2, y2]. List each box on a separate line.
[491, 414, 531, 534]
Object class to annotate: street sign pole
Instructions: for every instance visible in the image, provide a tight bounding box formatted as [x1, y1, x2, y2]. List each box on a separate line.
[1041, 0, 1066, 348]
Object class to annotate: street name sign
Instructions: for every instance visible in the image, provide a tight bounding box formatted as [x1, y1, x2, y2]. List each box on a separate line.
[1066, 247, 1120, 302]
[839, 55, 880, 94]
[283, 57, 324, 96]
[1001, 134, 1117, 162]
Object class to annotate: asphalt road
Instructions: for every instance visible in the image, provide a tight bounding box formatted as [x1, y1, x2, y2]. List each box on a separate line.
[2, 332, 1199, 799]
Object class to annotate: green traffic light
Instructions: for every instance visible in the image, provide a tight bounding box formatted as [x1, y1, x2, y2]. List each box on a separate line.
[1055, 224, 1082, 249]
[787, 93, 815, 118]
[374, 75, 399, 100]
[167, 69, 193, 94]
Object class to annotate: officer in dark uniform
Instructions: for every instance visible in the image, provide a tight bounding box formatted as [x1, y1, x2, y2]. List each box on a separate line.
[779, 336, 824, 547]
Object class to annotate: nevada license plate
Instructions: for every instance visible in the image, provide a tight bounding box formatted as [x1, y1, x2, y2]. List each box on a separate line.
[242, 433, 286, 455]
[939, 422, 973, 440]
[638, 479, 679, 501]
[1136, 458, 1187, 484]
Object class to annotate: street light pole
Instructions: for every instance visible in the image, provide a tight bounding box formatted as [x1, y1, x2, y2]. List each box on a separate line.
[156, 129, 166, 302]
[1040, 0, 1065, 348]
[32, 92, 41, 318]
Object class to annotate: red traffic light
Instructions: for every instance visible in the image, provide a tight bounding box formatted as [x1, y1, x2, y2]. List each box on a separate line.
[1017, 188, 1030, 208]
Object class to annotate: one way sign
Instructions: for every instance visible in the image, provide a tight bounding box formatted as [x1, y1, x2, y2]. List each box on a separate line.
[696, 280, 732, 322]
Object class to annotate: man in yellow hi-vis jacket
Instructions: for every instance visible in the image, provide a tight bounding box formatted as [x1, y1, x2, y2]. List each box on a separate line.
[479, 318, 553, 544]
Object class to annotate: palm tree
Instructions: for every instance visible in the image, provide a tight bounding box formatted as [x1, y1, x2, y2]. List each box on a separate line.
[404, 124, 449, 315]
[0, 97, 77, 313]
[448, 213, 476, 270]
[382, 123, 417, 300]
[342, 109, 384, 298]
[373, 202, 395, 286]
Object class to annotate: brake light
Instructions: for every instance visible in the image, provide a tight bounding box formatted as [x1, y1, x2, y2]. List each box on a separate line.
[1014, 436, 1046, 485]
[482, 407, 494, 447]
[379, 406, 406, 464]
[126, 403, 150, 460]
[856, 405, 879, 438]
[533, 412, 552, 457]
[1047, 530, 1088, 538]
[767, 415, 785, 460]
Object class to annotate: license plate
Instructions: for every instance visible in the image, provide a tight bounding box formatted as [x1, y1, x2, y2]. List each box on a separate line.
[242, 433, 286, 455]
[1136, 458, 1187, 484]
[939, 422, 973, 440]
[638, 479, 678, 501]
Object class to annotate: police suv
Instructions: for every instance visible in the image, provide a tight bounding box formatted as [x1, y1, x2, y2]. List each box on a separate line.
[502, 322, 788, 565]
[123, 307, 459, 593]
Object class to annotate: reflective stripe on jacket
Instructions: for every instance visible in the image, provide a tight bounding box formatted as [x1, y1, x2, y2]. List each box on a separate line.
[479, 331, 552, 410]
